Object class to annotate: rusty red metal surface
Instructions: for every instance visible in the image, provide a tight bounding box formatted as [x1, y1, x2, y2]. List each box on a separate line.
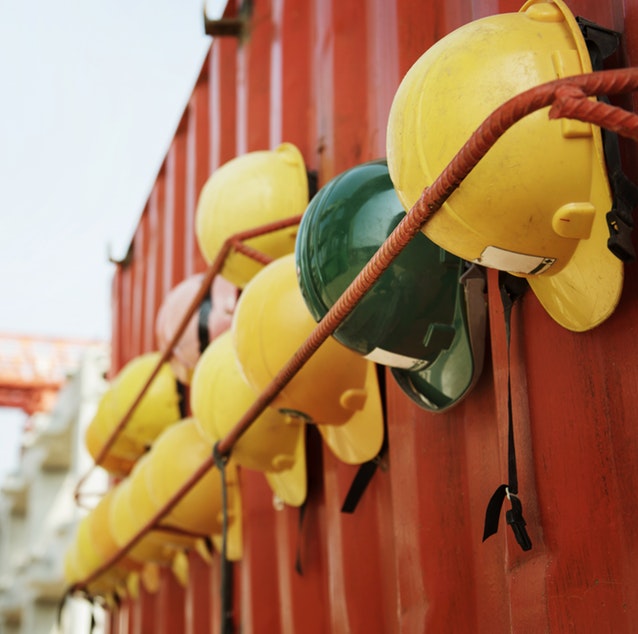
[107, 0, 638, 631]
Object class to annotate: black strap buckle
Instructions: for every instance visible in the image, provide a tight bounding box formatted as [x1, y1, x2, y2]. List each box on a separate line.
[606, 165, 638, 261]
[483, 274, 532, 553]
[505, 490, 532, 552]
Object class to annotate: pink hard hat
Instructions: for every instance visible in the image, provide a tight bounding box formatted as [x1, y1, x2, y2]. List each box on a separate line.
[155, 274, 237, 384]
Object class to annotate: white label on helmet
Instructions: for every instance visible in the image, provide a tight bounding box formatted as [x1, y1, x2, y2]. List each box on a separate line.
[473, 246, 555, 275]
[365, 347, 424, 370]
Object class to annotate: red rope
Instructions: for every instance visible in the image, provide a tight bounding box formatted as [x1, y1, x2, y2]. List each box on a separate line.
[229, 238, 276, 265]
[548, 84, 638, 138]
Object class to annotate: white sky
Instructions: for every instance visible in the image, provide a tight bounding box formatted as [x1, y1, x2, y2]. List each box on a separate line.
[0, 0, 226, 477]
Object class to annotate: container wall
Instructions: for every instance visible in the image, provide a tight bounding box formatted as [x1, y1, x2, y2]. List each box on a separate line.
[108, 0, 638, 631]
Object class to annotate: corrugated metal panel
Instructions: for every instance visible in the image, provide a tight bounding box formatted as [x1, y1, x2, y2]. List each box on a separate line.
[107, 0, 638, 631]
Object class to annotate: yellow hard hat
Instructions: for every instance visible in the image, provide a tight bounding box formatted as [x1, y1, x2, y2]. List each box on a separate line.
[155, 273, 237, 385]
[87, 488, 140, 575]
[145, 418, 240, 541]
[70, 517, 103, 580]
[109, 421, 243, 564]
[233, 254, 384, 465]
[387, 0, 621, 332]
[107, 352, 182, 456]
[65, 512, 130, 597]
[84, 390, 137, 475]
[191, 330, 307, 507]
[63, 543, 114, 597]
[195, 143, 309, 289]
[63, 546, 86, 587]
[145, 419, 218, 534]
[108, 456, 190, 565]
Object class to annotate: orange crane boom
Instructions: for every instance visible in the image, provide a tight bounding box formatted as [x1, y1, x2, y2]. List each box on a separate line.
[0, 334, 104, 415]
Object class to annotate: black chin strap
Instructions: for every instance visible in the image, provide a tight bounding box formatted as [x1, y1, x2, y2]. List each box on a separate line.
[176, 380, 189, 418]
[56, 589, 70, 632]
[340, 365, 388, 514]
[482, 273, 532, 552]
[213, 443, 234, 634]
[576, 16, 638, 261]
[89, 600, 97, 634]
[197, 294, 213, 353]
[294, 498, 308, 575]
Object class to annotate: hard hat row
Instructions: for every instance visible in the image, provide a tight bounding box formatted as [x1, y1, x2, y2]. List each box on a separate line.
[65, 0, 633, 599]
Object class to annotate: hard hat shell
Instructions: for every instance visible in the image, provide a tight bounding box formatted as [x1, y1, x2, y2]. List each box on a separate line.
[88, 488, 140, 574]
[233, 254, 384, 464]
[74, 516, 111, 580]
[63, 543, 116, 597]
[145, 418, 233, 537]
[191, 330, 307, 507]
[296, 159, 486, 411]
[84, 390, 137, 475]
[155, 273, 237, 385]
[107, 352, 182, 456]
[66, 511, 132, 597]
[107, 420, 243, 563]
[153, 418, 244, 561]
[386, 0, 621, 332]
[109, 456, 186, 565]
[195, 143, 309, 289]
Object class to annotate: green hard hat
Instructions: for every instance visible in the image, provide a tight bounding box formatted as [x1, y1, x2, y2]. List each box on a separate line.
[295, 159, 487, 412]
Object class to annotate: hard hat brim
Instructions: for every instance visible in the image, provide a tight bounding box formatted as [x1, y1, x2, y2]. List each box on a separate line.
[316, 361, 384, 464]
[264, 423, 307, 507]
[526, 206, 624, 332]
[391, 270, 486, 412]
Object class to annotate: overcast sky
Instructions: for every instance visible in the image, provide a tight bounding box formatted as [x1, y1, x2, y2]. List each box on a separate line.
[0, 0, 225, 477]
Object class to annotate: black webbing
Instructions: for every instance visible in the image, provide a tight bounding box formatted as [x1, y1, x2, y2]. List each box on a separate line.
[602, 123, 638, 261]
[340, 365, 388, 514]
[89, 601, 97, 634]
[294, 499, 308, 575]
[197, 294, 213, 353]
[203, 535, 215, 556]
[213, 442, 234, 634]
[56, 589, 69, 632]
[576, 16, 638, 261]
[307, 169, 319, 200]
[176, 380, 189, 418]
[340, 458, 382, 514]
[482, 273, 532, 551]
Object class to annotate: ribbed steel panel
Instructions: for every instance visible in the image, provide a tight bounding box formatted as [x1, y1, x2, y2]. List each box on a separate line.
[107, 0, 638, 631]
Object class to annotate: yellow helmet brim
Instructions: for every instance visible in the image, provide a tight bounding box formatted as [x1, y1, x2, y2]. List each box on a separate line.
[316, 361, 384, 465]
[264, 424, 307, 507]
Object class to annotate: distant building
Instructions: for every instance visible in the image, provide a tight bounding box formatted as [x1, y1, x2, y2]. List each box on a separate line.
[0, 344, 109, 634]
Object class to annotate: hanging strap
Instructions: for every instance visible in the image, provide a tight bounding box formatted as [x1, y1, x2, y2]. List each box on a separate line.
[176, 380, 189, 418]
[576, 16, 638, 261]
[56, 589, 70, 633]
[89, 600, 97, 634]
[341, 365, 388, 514]
[198, 294, 213, 353]
[203, 535, 215, 556]
[482, 273, 532, 551]
[213, 442, 234, 634]
[459, 264, 488, 398]
[307, 169, 319, 200]
[602, 122, 638, 261]
[340, 455, 387, 514]
[294, 498, 309, 575]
